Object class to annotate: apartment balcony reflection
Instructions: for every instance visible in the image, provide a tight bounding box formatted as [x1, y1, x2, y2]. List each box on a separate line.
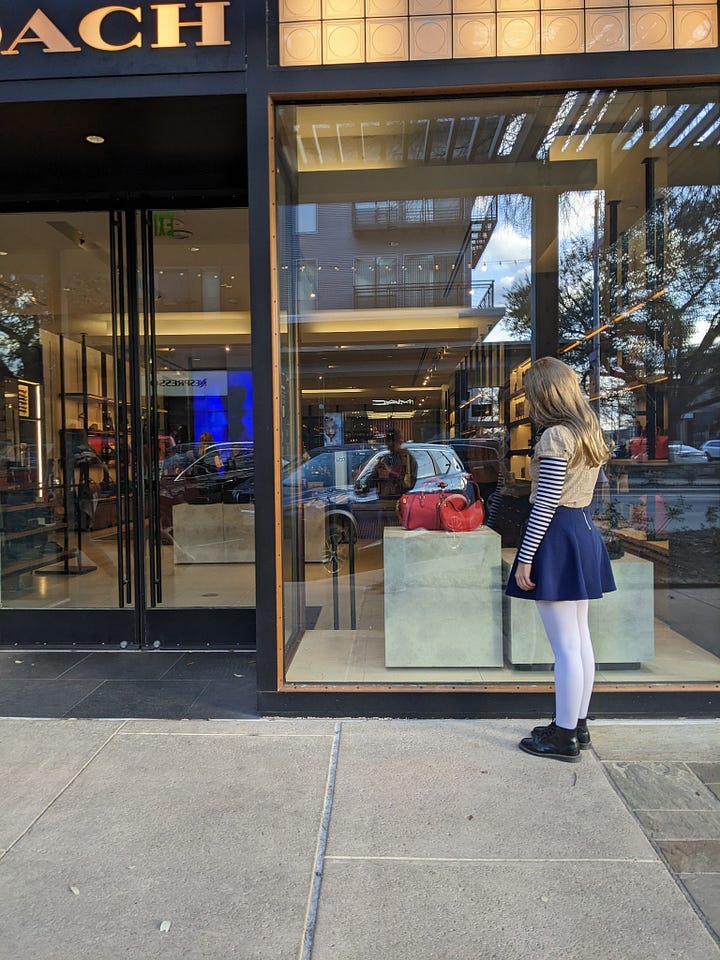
[353, 280, 494, 310]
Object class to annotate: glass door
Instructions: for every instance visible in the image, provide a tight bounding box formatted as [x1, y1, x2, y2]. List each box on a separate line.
[138, 208, 256, 648]
[0, 206, 254, 650]
[0, 211, 136, 646]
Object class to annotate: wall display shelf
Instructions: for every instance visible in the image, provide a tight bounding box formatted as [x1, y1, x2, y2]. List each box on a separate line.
[0, 375, 74, 584]
[59, 333, 119, 536]
[506, 359, 532, 481]
[0, 486, 72, 580]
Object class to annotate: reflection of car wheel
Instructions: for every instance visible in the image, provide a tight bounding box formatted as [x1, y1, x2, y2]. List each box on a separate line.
[323, 518, 355, 574]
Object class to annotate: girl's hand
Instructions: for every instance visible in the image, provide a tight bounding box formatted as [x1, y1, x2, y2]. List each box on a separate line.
[514, 561, 535, 591]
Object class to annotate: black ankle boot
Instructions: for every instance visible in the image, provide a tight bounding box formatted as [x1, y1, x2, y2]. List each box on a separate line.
[520, 724, 581, 762]
[531, 718, 591, 750]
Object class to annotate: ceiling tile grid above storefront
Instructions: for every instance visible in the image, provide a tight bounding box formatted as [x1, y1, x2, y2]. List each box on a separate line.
[278, 0, 718, 64]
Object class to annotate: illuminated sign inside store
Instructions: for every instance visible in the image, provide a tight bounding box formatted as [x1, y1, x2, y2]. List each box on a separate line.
[157, 370, 228, 397]
[17, 383, 30, 418]
[0, 1, 242, 79]
[372, 399, 414, 407]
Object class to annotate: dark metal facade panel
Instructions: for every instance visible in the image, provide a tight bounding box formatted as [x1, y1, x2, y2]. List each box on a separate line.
[144, 608, 257, 649]
[0, 609, 136, 647]
[0, 1, 246, 83]
[258, 688, 720, 718]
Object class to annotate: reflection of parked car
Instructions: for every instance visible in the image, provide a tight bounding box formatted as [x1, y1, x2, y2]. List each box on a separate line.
[429, 438, 500, 498]
[668, 443, 710, 463]
[281, 444, 381, 495]
[160, 440, 472, 562]
[701, 440, 720, 460]
[159, 442, 255, 538]
[334, 443, 473, 541]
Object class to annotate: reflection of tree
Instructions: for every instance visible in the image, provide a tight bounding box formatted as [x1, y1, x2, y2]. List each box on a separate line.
[502, 186, 720, 437]
[0, 275, 43, 381]
[657, 186, 720, 430]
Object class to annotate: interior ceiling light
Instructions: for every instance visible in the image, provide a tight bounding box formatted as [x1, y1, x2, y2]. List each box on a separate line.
[0, 251, 7, 256]
[86, 135, 105, 144]
[190, 246, 200, 252]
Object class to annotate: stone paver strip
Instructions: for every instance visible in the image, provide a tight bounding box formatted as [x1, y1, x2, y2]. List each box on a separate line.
[687, 763, 720, 784]
[681, 875, 720, 940]
[635, 809, 720, 840]
[656, 840, 720, 874]
[591, 723, 720, 762]
[604, 761, 719, 811]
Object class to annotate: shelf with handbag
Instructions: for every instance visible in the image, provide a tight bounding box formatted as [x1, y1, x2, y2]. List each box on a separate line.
[397, 480, 485, 532]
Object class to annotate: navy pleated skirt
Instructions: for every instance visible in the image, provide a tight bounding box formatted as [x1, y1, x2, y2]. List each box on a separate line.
[505, 506, 617, 602]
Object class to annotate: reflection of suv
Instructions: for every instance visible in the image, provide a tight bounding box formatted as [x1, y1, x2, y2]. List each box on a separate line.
[159, 442, 255, 538]
[329, 443, 472, 542]
[282, 444, 381, 496]
[429, 438, 501, 497]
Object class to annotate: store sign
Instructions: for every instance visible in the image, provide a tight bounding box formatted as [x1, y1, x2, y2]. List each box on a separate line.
[157, 370, 228, 397]
[372, 398, 414, 406]
[0, 1, 243, 80]
[17, 383, 31, 418]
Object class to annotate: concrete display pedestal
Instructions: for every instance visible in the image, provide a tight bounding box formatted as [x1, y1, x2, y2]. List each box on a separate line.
[172, 500, 326, 564]
[173, 502, 255, 563]
[303, 499, 328, 563]
[384, 527, 503, 667]
[501, 550, 655, 668]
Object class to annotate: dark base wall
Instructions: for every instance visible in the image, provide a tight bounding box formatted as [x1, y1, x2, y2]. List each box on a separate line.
[258, 689, 720, 719]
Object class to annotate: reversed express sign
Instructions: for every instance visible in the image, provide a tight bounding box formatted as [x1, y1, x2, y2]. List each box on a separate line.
[157, 370, 228, 397]
[0, 1, 244, 81]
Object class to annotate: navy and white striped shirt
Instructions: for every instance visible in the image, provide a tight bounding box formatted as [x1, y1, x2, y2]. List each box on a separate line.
[517, 457, 568, 564]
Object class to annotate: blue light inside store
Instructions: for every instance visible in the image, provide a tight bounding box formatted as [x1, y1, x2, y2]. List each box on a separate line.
[193, 371, 253, 443]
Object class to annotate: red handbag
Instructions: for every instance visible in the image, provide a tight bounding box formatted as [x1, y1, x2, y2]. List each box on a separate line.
[438, 488, 485, 532]
[396, 482, 448, 530]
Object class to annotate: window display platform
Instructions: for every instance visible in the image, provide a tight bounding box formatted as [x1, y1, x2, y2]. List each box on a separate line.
[172, 501, 326, 564]
[501, 550, 655, 669]
[285, 617, 720, 683]
[173, 502, 256, 564]
[383, 527, 503, 668]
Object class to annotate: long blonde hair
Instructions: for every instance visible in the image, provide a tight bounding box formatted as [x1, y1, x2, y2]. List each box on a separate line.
[523, 357, 610, 467]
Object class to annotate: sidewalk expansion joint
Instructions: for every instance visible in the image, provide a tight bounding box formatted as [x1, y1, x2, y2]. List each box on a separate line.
[118, 731, 335, 737]
[299, 720, 342, 960]
[0, 720, 128, 864]
[324, 855, 661, 864]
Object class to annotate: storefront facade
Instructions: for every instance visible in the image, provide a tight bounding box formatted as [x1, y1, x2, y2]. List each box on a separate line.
[0, 0, 718, 715]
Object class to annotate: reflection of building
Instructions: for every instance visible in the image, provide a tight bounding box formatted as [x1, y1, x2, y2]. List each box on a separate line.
[278, 196, 503, 448]
[0, 0, 717, 719]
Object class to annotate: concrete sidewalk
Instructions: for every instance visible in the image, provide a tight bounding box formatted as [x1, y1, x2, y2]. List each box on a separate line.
[0, 718, 718, 960]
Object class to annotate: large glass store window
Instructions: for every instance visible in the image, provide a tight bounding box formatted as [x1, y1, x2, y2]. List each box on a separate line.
[275, 89, 720, 689]
[0, 212, 127, 610]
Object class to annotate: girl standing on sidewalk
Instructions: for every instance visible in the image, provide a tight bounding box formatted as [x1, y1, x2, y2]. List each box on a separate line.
[506, 357, 616, 762]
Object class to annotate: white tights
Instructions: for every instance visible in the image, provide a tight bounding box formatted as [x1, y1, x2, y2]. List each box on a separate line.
[536, 600, 595, 731]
